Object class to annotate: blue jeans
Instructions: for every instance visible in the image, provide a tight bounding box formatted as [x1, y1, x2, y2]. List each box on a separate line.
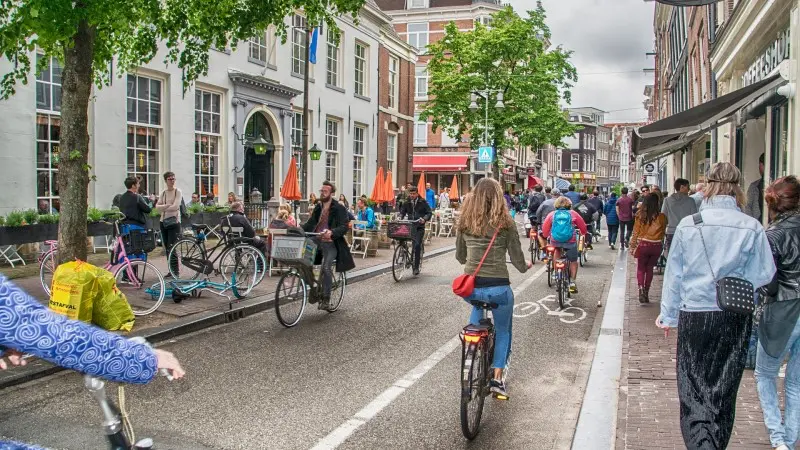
[755, 317, 800, 448]
[463, 285, 514, 370]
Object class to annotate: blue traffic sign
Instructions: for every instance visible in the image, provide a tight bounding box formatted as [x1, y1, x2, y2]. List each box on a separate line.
[478, 146, 494, 164]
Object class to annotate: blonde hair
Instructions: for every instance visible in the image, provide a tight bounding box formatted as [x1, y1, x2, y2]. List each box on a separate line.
[705, 162, 745, 207]
[277, 209, 289, 220]
[457, 178, 514, 236]
[554, 197, 572, 209]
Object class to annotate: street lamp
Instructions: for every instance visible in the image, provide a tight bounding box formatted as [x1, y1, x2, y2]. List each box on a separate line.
[251, 135, 270, 155]
[308, 143, 322, 161]
[470, 89, 504, 179]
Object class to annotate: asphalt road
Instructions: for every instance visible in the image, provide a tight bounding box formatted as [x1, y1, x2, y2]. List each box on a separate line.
[0, 229, 618, 450]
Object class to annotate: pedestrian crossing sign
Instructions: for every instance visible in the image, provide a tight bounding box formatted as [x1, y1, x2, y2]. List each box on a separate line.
[478, 146, 494, 163]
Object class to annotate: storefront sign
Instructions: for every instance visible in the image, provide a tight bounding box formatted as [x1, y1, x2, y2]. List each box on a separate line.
[742, 28, 790, 87]
[526, 167, 536, 176]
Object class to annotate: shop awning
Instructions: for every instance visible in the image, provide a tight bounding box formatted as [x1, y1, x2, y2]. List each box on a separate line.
[412, 154, 469, 171]
[633, 74, 786, 158]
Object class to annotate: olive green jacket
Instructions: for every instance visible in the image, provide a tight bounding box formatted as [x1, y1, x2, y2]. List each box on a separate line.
[456, 227, 528, 279]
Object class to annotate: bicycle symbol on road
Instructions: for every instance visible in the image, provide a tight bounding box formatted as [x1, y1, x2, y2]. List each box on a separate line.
[513, 294, 587, 324]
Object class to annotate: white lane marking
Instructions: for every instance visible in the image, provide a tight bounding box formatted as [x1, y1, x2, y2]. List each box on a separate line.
[310, 266, 546, 450]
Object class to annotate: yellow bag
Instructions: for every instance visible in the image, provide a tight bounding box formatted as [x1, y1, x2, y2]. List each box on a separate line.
[49, 261, 97, 323]
[89, 265, 136, 332]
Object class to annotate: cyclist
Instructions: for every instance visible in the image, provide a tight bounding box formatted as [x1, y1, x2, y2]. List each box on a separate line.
[535, 188, 561, 260]
[302, 181, 356, 310]
[541, 197, 588, 294]
[573, 193, 597, 250]
[526, 185, 546, 236]
[398, 186, 432, 276]
[455, 178, 530, 398]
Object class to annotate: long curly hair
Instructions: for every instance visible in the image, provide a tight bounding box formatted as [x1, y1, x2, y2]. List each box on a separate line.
[637, 193, 661, 224]
[457, 178, 515, 236]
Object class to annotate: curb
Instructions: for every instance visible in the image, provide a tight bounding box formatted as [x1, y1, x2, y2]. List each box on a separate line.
[0, 245, 457, 390]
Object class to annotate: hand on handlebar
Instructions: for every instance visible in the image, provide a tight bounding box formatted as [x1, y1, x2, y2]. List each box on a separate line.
[154, 349, 185, 380]
[417, 218, 425, 224]
[0, 348, 26, 370]
[527, 261, 533, 269]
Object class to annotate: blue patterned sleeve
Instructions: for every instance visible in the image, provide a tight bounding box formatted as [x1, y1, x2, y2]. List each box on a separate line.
[0, 275, 157, 384]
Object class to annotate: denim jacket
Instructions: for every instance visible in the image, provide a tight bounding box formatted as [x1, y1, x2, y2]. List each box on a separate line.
[659, 196, 775, 327]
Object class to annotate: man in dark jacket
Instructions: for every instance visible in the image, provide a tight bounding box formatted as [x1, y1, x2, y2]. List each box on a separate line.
[574, 193, 597, 249]
[226, 201, 267, 255]
[587, 191, 604, 237]
[303, 181, 355, 309]
[527, 185, 546, 224]
[399, 187, 432, 275]
[119, 176, 152, 227]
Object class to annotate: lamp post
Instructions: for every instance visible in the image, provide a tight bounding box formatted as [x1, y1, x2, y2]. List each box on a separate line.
[469, 89, 504, 180]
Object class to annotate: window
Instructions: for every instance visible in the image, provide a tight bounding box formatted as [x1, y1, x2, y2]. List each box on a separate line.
[354, 42, 368, 97]
[36, 55, 62, 211]
[407, 23, 429, 53]
[571, 154, 579, 172]
[326, 29, 341, 87]
[415, 66, 428, 98]
[249, 27, 276, 66]
[441, 130, 459, 147]
[414, 114, 427, 146]
[291, 112, 304, 152]
[410, 0, 427, 8]
[325, 118, 340, 183]
[388, 56, 399, 109]
[194, 89, 221, 197]
[557, 152, 562, 172]
[475, 16, 493, 28]
[126, 74, 162, 195]
[352, 124, 366, 199]
[387, 133, 397, 183]
[292, 15, 307, 76]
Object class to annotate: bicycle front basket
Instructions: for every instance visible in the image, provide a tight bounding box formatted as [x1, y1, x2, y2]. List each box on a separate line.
[270, 236, 317, 266]
[123, 229, 157, 254]
[387, 221, 413, 240]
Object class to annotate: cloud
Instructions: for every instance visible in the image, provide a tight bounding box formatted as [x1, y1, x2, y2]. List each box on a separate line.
[509, 0, 655, 122]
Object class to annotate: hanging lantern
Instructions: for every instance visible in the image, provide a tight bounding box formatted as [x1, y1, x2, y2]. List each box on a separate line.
[252, 135, 269, 155]
[309, 143, 322, 161]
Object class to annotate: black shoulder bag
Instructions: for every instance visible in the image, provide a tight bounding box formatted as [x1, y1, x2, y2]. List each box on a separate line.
[694, 213, 756, 315]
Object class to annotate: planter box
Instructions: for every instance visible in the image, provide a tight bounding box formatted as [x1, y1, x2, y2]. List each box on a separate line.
[87, 222, 113, 237]
[0, 223, 58, 246]
[365, 230, 381, 257]
[377, 228, 391, 249]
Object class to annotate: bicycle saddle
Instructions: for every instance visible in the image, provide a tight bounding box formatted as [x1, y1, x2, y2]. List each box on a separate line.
[469, 301, 499, 310]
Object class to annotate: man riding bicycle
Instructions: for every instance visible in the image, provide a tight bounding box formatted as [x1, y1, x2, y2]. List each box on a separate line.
[542, 197, 588, 294]
[398, 186, 432, 276]
[526, 185, 546, 237]
[573, 193, 597, 250]
[302, 181, 356, 310]
[535, 188, 561, 260]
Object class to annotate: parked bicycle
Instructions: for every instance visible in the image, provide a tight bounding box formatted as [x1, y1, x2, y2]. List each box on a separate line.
[39, 214, 166, 316]
[273, 232, 347, 328]
[159, 249, 258, 305]
[459, 299, 509, 440]
[387, 220, 425, 282]
[168, 217, 267, 288]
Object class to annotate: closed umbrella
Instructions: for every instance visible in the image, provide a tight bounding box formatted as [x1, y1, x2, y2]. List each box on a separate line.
[280, 157, 302, 222]
[449, 177, 459, 201]
[417, 172, 426, 196]
[383, 171, 394, 204]
[370, 167, 386, 203]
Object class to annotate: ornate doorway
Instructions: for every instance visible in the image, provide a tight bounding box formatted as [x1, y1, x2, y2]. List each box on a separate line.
[244, 112, 276, 202]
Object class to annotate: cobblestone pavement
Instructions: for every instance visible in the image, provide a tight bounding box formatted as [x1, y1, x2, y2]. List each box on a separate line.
[616, 257, 774, 449]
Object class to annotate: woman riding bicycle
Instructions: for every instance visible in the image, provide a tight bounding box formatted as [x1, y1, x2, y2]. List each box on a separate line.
[455, 178, 531, 398]
[541, 197, 588, 294]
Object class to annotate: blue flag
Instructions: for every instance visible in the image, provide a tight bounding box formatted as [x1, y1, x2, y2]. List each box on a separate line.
[309, 28, 319, 64]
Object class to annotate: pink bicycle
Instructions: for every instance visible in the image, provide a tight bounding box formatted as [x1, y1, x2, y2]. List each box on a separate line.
[39, 215, 166, 316]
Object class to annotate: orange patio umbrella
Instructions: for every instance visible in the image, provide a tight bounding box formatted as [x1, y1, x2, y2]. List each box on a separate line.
[449, 176, 460, 200]
[280, 157, 302, 201]
[383, 171, 395, 204]
[370, 167, 386, 203]
[417, 172, 426, 196]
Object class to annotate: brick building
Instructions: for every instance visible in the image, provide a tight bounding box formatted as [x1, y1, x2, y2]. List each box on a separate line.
[560, 108, 603, 193]
[374, 0, 505, 193]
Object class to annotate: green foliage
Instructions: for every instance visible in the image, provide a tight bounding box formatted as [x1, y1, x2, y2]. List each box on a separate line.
[38, 213, 59, 224]
[187, 202, 204, 215]
[611, 183, 625, 196]
[423, 6, 578, 154]
[150, 208, 162, 217]
[21, 209, 39, 225]
[203, 205, 230, 213]
[5, 211, 24, 227]
[87, 207, 105, 223]
[0, 215, 5, 226]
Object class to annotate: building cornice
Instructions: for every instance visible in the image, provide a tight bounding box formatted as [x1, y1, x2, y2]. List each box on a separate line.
[228, 69, 302, 98]
[384, 3, 503, 22]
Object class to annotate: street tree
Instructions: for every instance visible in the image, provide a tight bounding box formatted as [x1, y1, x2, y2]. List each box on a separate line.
[423, 5, 578, 168]
[0, 0, 364, 264]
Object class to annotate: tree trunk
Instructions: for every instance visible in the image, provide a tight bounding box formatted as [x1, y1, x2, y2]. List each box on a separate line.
[56, 18, 95, 265]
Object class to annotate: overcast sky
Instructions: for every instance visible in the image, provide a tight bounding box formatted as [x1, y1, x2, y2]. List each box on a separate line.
[508, 0, 656, 124]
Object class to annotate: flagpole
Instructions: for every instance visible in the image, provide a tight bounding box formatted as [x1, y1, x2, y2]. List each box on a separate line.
[301, 25, 311, 201]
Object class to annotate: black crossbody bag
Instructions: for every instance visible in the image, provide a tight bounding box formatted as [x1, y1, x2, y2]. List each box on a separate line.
[694, 213, 756, 315]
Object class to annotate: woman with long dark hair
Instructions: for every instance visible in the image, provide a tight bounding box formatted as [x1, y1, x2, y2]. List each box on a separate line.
[756, 175, 800, 450]
[455, 178, 530, 398]
[656, 162, 775, 449]
[628, 193, 666, 303]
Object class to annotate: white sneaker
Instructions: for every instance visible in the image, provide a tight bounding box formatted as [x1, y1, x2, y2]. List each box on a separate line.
[775, 445, 790, 450]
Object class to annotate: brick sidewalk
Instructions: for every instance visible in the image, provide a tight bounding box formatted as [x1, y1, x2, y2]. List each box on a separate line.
[616, 257, 773, 449]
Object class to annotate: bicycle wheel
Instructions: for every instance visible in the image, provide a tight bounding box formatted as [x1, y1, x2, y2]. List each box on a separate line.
[460, 339, 488, 440]
[326, 271, 347, 312]
[275, 270, 308, 328]
[392, 244, 410, 282]
[557, 273, 566, 310]
[169, 238, 205, 280]
[221, 244, 265, 287]
[114, 259, 165, 316]
[579, 248, 586, 267]
[39, 251, 57, 297]
[547, 259, 553, 287]
[231, 251, 258, 299]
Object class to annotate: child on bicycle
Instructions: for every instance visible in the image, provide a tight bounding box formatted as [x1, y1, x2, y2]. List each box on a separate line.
[541, 197, 588, 294]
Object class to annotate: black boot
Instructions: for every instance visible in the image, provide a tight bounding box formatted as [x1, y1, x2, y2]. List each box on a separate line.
[638, 287, 645, 304]
[644, 286, 650, 303]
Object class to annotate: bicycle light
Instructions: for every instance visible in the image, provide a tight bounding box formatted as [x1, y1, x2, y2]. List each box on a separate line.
[555, 261, 566, 269]
[463, 334, 482, 344]
[546, 246, 555, 252]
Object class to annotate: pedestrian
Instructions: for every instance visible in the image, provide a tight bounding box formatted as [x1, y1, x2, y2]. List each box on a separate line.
[455, 177, 531, 398]
[656, 162, 775, 450]
[227, 191, 237, 205]
[439, 188, 451, 210]
[338, 194, 350, 211]
[661, 178, 698, 257]
[155, 171, 183, 277]
[587, 190, 604, 237]
[425, 183, 437, 210]
[746, 153, 766, 221]
[616, 187, 634, 249]
[545, 186, 553, 199]
[755, 175, 800, 450]
[691, 182, 705, 209]
[603, 192, 620, 250]
[628, 193, 666, 303]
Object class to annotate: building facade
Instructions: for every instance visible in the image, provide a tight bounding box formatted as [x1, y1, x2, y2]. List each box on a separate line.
[1, 5, 400, 214]
[375, 0, 504, 193]
[559, 108, 603, 193]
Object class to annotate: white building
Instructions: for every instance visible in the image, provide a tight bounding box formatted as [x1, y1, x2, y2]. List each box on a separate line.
[0, 5, 393, 214]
